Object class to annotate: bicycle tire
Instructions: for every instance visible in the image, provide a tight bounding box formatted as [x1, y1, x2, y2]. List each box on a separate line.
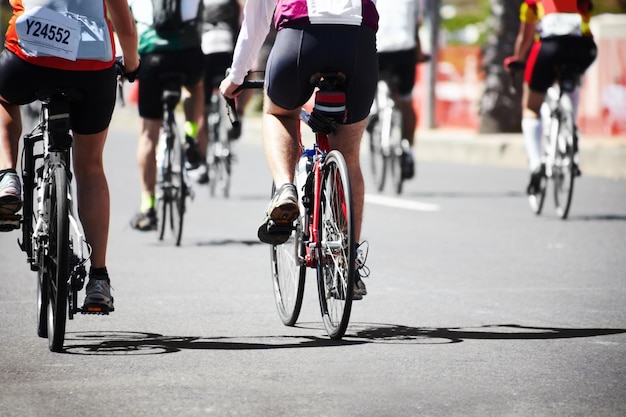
[269, 182, 307, 326]
[368, 116, 387, 192]
[157, 130, 186, 246]
[207, 91, 232, 198]
[316, 150, 355, 340]
[553, 94, 576, 219]
[46, 164, 69, 352]
[389, 109, 404, 195]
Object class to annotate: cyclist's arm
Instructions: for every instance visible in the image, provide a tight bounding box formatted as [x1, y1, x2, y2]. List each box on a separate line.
[106, 0, 140, 73]
[227, 0, 274, 86]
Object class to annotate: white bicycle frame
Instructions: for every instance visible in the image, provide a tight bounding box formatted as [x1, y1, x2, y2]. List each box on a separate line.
[541, 84, 579, 178]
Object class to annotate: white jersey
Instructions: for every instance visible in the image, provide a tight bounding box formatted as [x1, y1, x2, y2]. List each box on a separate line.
[376, 0, 423, 52]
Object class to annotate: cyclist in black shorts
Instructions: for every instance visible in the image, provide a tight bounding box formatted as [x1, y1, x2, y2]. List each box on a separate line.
[375, 0, 428, 180]
[0, 0, 140, 311]
[504, 0, 597, 193]
[183, 0, 242, 184]
[221, 0, 379, 299]
[128, 0, 205, 231]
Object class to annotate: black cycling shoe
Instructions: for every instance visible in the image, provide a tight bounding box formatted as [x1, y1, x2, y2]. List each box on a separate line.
[526, 165, 545, 195]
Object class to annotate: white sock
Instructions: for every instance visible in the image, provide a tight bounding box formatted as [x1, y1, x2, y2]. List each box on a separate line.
[522, 118, 542, 171]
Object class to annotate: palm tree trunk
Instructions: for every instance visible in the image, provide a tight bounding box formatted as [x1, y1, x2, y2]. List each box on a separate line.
[479, 0, 525, 133]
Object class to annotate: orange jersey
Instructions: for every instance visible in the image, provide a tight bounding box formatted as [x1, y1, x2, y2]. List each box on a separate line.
[4, 0, 116, 71]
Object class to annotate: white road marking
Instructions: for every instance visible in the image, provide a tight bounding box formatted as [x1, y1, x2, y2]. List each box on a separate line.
[364, 194, 440, 212]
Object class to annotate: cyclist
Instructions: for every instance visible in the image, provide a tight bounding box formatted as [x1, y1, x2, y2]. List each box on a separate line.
[128, 0, 205, 230]
[374, 0, 428, 180]
[220, 0, 379, 299]
[504, 0, 597, 194]
[0, 0, 140, 312]
[184, 0, 242, 184]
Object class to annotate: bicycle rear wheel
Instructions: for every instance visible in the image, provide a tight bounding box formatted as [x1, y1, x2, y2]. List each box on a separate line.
[368, 116, 387, 192]
[46, 164, 69, 352]
[207, 91, 232, 198]
[270, 212, 306, 327]
[158, 132, 186, 246]
[388, 109, 404, 195]
[553, 95, 576, 219]
[209, 142, 232, 198]
[316, 151, 355, 340]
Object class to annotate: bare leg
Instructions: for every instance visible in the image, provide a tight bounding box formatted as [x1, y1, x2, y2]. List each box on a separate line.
[73, 130, 110, 269]
[136, 118, 161, 209]
[328, 119, 367, 243]
[397, 97, 416, 146]
[0, 99, 22, 170]
[262, 95, 301, 187]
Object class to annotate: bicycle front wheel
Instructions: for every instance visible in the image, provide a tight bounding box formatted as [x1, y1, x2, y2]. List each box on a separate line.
[46, 164, 69, 352]
[316, 151, 355, 340]
[553, 95, 576, 219]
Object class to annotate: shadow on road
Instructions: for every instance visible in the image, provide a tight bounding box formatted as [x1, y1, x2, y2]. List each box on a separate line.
[568, 214, 626, 222]
[60, 323, 625, 355]
[348, 323, 626, 344]
[405, 191, 526, 199]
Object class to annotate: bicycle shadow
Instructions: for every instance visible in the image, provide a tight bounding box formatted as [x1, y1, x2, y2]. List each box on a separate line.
[567, 214, 626, 222]
[60, 323, 625, 355]
[404, 190, 526, 199]
[194, 239, 262, 247]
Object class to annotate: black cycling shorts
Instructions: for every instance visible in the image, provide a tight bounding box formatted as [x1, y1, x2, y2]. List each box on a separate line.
[377, 48, 417, 98]
[526, 35, 597, 93]
[203, 51, 233, 99]
[137, 48, 204, 119]
[265, 25, 378, 124]
[0, 50, 116, 135]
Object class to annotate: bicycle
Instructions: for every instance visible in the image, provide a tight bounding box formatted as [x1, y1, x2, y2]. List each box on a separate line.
[366, 76, 405, 195]
[230, 72, 356, 340]
[155, 73, 193, 246]
[206, 75, 235, 198]
[14, 86, 94, 352]
[509, 61, 581, 219]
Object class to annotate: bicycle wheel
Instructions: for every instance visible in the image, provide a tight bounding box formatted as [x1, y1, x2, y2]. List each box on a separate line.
[553, 95, 576, 219]
[368, 114, 387, 192]
[207, 91, 232, 198]
[388, 109, 404, 195]
[211, 142, 232, 198]
[158, 131, 186, 246]
[45, 164, 69, 352]
[316, 150, 355, 340]
[269, 181, 307, 326]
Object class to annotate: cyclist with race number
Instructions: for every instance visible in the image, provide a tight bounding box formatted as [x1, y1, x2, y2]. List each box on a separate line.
[504, 0, 597, 194]
[128, 0, 205, 231]
[374, 0, 428, 180]
[184, 0, 242, 184]
[220, 0, 379, 299]
[0, 0, 140, 312]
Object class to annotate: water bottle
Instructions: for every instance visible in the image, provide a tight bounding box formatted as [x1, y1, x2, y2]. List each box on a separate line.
[295, 149, 313, 191]
[155, 135, 166, 179]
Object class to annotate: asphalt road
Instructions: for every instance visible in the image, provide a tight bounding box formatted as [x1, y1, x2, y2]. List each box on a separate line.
[1, 110, 625, 417]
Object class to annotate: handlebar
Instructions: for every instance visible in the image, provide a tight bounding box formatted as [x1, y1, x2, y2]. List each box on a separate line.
[224, 74, 264, 127]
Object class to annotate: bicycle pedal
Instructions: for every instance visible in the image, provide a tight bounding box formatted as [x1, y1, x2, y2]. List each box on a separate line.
[80, 304, 112, 315]
[267, 220, 295, 233]
[0, 215, 21, 232]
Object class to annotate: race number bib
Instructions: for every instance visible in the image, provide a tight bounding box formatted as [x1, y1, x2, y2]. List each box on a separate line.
[15, 7, 81, 61]
[540, 13, 582, 38]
